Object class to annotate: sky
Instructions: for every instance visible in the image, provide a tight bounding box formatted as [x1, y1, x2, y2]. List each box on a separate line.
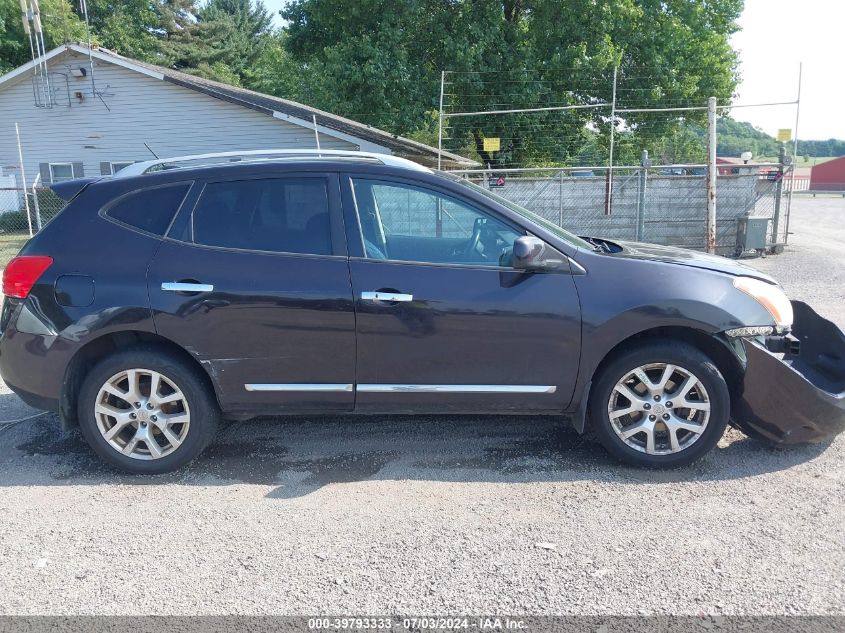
[262, 0, 842, 140]
[730, 0, 844, 140]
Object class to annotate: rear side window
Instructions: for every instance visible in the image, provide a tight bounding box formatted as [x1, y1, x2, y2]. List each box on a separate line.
[191, 178, 332, 255]
[106, 183, 190, 236]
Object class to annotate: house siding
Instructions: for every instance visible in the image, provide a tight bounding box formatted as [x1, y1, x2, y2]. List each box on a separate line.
[0, 51, 370, 186]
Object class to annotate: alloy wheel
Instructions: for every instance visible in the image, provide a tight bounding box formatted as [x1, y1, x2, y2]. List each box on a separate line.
[607, 362, 711, 455]
[94, 368, 191, 460]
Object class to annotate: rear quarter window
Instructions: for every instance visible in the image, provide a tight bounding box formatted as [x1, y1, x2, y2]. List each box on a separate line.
[104, 183, 191, 236]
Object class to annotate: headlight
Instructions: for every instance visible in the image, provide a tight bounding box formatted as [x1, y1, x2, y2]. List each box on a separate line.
[733, 276, 793, 328]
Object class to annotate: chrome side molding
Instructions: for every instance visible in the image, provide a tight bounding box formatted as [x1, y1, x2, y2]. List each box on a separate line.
[243, 383, 557, 394]
[244, 383, 354, 392]
[356, 384, 557, 394]
[161, 282, 214, 293]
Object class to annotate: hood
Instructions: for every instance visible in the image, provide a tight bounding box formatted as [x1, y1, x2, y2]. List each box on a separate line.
[585, 237, 776, 283]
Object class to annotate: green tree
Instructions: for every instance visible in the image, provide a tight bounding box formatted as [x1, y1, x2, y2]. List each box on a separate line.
[199, 0, 272, 84]
[281, 0, 744, 167]
[0, 0, 87, 72]
[84, 0, 162, 62]
[156, 0, 274, 85]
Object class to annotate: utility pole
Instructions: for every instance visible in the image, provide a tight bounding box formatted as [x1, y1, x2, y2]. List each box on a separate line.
[706, 97, 717, 254]
[784, 62, 802, 246]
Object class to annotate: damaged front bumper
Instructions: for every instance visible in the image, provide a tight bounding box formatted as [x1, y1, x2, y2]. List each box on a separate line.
[732, 301, 845, 444]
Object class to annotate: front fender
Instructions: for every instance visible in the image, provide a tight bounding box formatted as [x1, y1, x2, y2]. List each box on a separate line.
[567, 255, 774, 429]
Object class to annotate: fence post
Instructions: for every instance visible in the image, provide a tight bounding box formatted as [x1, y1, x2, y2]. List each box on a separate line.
[15, 122, 34, 237]
[437, 70, 445, 171]
[558, 169, 564, 226]
[605, 65, 618, 215]
[31, 174, 43, 231]
[637, 150, 649, 241]
[771, 143, 785, 247]
[706, 97, 717, 254]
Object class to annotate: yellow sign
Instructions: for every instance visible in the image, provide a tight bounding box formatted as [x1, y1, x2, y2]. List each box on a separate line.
[777, 128, 792, 142]
[483, 137, 501, 152]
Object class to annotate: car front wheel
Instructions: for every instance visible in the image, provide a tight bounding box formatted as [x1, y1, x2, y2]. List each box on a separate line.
[77, 347, 219, 474]
[590, 341, 730, 468]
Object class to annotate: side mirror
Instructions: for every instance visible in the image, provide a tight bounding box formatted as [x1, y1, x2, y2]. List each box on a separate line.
[512, 235, 564, 271]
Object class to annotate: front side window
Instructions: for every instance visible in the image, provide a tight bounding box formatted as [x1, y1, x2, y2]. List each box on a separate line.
[49, 163, 74, 183]
[351, 178, 522, 267]
[440, 173, 593, 251]
[191, 178, 332, 255]
[105, 183, 190, 236]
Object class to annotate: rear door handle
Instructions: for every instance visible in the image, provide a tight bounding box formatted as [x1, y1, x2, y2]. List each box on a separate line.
[361, 291, 413, 302]
[161, 282, 214, 293]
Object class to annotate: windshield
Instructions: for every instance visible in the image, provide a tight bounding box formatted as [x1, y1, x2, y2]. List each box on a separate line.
[439, 172, 594, 250]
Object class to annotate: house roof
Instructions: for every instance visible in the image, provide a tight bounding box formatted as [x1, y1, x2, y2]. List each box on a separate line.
[0, 44, 476, 168]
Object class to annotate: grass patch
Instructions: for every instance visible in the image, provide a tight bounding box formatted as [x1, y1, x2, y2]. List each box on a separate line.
[0, 233, 30, 268]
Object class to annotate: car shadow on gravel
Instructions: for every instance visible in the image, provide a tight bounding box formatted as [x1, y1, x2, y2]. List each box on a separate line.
[0, 399, 832, 497]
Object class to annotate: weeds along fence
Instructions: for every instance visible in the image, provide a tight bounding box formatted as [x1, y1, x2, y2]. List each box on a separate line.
[449, 163, 787, 256]
[0, 186, 65, 266]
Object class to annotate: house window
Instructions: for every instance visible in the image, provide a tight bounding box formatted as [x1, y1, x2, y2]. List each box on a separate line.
[110, 161, 134, 174]
[49, 163, 74, 183]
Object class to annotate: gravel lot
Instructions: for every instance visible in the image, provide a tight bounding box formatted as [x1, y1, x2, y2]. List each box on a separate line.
[0, 195, 843, 616]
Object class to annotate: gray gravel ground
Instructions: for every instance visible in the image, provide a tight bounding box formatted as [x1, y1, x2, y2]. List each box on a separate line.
[0, 195, 843, 616]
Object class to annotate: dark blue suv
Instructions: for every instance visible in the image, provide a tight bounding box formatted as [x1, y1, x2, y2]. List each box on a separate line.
[2, 150, 843, 474]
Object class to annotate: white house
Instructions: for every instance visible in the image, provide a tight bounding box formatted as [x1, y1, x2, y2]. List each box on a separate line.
[0, 44, 473, 188]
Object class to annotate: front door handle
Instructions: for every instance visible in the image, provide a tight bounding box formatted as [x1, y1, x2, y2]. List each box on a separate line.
[162, 282, 214, 293]
[361, 291, 413, 302]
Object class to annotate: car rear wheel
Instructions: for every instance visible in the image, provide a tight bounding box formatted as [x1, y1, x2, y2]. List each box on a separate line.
[590, 341, 730, 468]
[77, 347, 219, 474]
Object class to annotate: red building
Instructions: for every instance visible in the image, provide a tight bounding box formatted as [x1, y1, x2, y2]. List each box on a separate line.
[810, 156, 845, 191]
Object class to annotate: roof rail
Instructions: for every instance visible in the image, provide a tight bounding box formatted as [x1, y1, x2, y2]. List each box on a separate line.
[114, 149, 431, 178]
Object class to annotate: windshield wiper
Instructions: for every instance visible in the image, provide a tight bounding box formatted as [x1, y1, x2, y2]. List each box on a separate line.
[580, 236, 610, 253]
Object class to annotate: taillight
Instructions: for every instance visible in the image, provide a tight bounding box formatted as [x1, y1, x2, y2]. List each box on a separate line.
[2, 256, 53, 299]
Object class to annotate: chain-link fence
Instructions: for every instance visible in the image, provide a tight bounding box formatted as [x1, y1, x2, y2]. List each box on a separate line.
[449, 163, 787, 256]
[0, 187, 66, 267]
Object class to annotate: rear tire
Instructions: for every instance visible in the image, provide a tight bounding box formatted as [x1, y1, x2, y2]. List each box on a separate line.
[589, 340, 729, 468]
[77, 347, 219, 474]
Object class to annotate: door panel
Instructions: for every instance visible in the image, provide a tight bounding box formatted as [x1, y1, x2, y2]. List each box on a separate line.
[148, 173, 355, 413]
[149, 242, 356, 413]
[349, 260, 581, 413]
[345, 176, 582, 413]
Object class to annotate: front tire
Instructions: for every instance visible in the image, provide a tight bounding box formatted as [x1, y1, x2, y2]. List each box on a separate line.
[589, 340, 729, 468]
[77, 347, 219, 474]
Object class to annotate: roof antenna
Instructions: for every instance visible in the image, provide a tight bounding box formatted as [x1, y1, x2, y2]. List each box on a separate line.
[78, 0, 97, 100]
[22, 0, 53, 108]
[312, 115, 321, 156]
[144, 142, 159, 159]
